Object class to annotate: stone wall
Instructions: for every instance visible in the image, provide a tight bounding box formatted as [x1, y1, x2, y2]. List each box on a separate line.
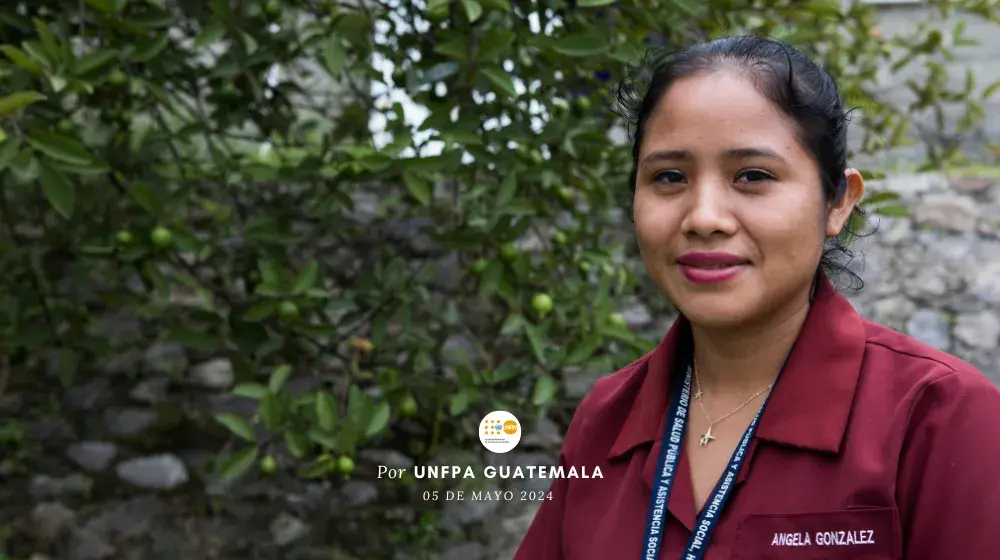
[1, 170, 998, 560]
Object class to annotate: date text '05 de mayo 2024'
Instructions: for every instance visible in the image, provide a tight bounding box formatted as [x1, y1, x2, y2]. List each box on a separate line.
[376, 464, 604, 480]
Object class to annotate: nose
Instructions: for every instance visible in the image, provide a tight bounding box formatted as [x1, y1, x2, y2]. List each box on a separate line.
[680, 180, 738, 238]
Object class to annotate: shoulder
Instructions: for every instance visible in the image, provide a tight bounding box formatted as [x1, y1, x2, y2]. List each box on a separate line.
[860, 318, 1000, 423]
[558, 352, 652, 452]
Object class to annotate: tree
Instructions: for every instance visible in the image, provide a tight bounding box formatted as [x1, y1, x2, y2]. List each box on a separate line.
[0, 0, 997, 555]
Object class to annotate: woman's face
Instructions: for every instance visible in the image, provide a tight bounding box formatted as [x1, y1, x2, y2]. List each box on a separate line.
[633, 70, 859, 330]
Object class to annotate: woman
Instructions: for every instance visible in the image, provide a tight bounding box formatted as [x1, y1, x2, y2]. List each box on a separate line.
[514, 36, 1000, 559]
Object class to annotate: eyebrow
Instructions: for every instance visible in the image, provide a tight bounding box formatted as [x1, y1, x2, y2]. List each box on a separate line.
[640, 147, 787, 165]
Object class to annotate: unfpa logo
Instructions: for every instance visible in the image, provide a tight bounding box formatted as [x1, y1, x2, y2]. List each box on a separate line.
[479, 411, 521, 453]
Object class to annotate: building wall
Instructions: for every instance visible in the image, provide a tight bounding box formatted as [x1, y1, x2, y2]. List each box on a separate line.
[851, 1, 1000, 169]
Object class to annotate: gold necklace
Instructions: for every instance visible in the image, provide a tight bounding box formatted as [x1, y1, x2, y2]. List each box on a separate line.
[692, 362, 774, 447]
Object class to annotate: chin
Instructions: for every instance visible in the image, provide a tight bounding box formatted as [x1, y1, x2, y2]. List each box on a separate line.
[665, 286, 759, 329]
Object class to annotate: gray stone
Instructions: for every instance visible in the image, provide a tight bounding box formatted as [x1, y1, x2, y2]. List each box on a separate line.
[30, 502, 76, 543]
[270, 512, 310, 546]
[521, 417, 563, 448]
[561, 366, 604, 399]
[103, 407, 159, 437]
[115, 454, 189, 490]
[129, 377, 170, 404]
[440, 542, 486, 560]
[954, 311, 1000, 350]
[86, 309, 141, 340]
[62, 378, 110, 412]
[618, 299, 653, 328]
[442, 335, 477, 366]
[906, 308, 952, 351]
[190, 358, 235, 389]
[340, 480, 378, 507]
[67, 442, 118, 472]
[30, 474, 93, 500]
[143, 341, 188, 375]
[68, 528, 115, 560]
[876, 173, 947, 197]
[970, 263, 1000, 305]
[441, 484, 502, 531]
[913, 193, 981, 232]
[358, 449, 415, 470]
[869, 296, 917, 333]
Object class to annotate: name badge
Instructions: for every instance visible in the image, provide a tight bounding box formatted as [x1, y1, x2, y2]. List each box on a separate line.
[732, 507, 899, 559]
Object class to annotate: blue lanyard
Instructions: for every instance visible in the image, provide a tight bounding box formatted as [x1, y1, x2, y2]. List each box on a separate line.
[640, 359, 783, 560]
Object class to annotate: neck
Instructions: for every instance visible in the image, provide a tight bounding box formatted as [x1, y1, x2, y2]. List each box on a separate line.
[690, 296, 811, 396]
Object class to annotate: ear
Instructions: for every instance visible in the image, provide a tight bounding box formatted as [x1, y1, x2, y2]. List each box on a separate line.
[826, 168, 865, 238]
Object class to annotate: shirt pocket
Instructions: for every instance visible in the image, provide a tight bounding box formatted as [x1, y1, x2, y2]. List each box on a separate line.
[730, 507, 900, 560]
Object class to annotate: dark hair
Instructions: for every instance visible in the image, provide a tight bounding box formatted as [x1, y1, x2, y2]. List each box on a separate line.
[610, 35, 868, 290]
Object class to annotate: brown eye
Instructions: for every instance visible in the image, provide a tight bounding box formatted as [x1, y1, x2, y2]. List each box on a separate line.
[654, 170, 686, 183]
[735, 169, 775, 184]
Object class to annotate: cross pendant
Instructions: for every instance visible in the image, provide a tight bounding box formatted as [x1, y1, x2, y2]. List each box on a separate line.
[699, 426, 715, 446]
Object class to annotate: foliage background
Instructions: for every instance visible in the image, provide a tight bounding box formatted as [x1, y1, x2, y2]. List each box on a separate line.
[0, 0, 998, 558]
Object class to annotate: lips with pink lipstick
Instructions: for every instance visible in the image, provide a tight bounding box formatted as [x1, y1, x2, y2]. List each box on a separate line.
[676, 252, 749, 284]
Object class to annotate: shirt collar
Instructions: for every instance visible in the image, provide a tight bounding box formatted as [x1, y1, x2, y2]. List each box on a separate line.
[607, 274, 867, 461]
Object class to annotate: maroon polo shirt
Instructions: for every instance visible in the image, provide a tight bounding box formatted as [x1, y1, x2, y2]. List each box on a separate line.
[515, 276, 1000, 559]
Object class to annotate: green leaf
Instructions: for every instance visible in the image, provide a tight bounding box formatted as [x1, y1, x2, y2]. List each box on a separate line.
[462, 0, 483, 22]
[299, 455, 336, 478]
[0, 91, 46, 116]
[84, 0, 117, 12]
[195, 22, 226, 47]
[26, 131, 98, 166]
[291, 261, 319, 295]
[242, 300, 278, 321]
[450, 390, 470, 415]
[268, 364, 292, 393]
[39, 165, 74, 219]
[565, 335, 603, 365]
[33, 19, 61, 64]
[366, 401, 390, 437]
[316, 392, 338, 432]
[218, 447, 258, 480]
[863, 191, 901, 205]
[216, 413, 256, 442]
[260, 393, 282, 431]
[577, 0, 617, 6]
[0, 45, 43, 74]
[322, 39, 348, 77]
[232, 383, 269, 399]
[0, 138, 21, 172]
[497, 172, 517, 205]
[875, 204, 909, 217]
[500, 313, 524, 334]
[308, 428, 338, 450]
[75, 50, 117, 76]
[550, 34, 609, 57]
[983, 79, 1000, 101]
[531, 374, 559, 406]
[403, 170, 432, 204]
[477, 29, 513, 63]
[131, 33, 171, 63]
[283, 430, 309, 459]
[523, 322, 546, 365]
[482, 67, 517, 98]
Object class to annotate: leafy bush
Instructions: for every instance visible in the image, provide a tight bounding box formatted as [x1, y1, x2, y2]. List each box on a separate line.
[0, 0, 996, 524]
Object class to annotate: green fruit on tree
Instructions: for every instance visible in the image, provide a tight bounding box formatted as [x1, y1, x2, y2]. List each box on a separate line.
[576, 96, 592, 111]
[265, 0, 282, 16]
[108, 69, 127, 86]
[278, 301, 300, 322]
[150, 226, 173, 249]
[57, 119, 75, 133]
[115, 230, 134, 245]
[500, 243, 518, 260]
[609, 312, 626, 328]
[552, 231, 567, 246]
[400, 394, 418, 418]
[472, 259, 488, 273]
[557, 187, 575, 206]
[529, 150, 544, 164]
[260, 455, 277, 474]
[336, 455, 355, 476]
[532, 293, 554, 315]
